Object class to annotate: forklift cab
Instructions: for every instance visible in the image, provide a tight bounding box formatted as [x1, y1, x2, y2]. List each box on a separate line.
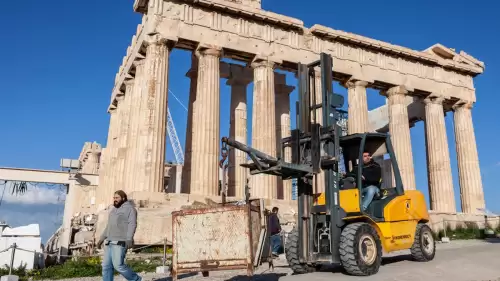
[338, 133, 405, 220]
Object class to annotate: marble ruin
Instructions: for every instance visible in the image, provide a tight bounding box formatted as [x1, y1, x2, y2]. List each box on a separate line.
[63, 0, 488, 244]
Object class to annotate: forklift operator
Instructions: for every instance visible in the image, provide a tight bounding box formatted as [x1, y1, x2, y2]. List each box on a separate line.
[349, 151, 382, 211]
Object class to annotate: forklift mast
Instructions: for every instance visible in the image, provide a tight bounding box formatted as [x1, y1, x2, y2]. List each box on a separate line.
[221, 52, 346, 264]
[294, 53, 344, 263]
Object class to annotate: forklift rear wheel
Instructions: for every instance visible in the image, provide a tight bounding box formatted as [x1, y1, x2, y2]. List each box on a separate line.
[284, 227, 316, 274]
[339, 222, 382, 276]
[410, 223, 435, 262]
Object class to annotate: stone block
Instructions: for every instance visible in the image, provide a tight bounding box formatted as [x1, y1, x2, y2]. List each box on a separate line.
[441, 237, 450, 243]
[1, 275, 19, 281]
[156, 266, 171, 275]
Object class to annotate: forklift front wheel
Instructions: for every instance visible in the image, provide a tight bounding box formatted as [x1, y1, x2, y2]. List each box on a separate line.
[410, 223, 436, 262]
[339, 222, 382, 276]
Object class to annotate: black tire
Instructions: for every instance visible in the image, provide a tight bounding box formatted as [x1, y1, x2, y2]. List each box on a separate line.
[410, 223, 436, 262]
[284, 227, 316, 274]
[339, 222, 382, 276]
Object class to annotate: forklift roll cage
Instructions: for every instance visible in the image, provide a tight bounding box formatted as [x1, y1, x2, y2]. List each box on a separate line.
[221, 52, 405, 265]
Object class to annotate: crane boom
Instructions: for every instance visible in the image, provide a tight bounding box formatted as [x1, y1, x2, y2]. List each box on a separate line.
[167, 107, 184, 164]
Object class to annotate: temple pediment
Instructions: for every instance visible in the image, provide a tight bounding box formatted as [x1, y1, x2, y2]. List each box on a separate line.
[424, 43, 485, 70]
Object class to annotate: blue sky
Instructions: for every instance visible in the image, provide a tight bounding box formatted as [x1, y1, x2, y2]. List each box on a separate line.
[0, 0, 499, 242]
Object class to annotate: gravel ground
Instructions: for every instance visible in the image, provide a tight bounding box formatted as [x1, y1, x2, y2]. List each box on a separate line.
[42, 239, 500, 281]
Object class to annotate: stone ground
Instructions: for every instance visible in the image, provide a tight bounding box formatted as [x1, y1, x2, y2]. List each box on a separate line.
[46, 239, 500, 281]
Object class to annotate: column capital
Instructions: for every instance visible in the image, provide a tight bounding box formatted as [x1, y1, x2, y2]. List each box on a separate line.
[185, 54, 199, 79]
[381, 85, 408, 97]
[132, 59, 146, 68]
[227, 64, 252, 86]
[144, 35, 177, 49]
[124, 78, 135, 86]
[342, 79, 369, 89]
[423, 94, 445, 105]
[452, 99, 474, 111]
[116, 94, 125, 104]
[195, 44, 223, 58]
[251, 56, 278, 69]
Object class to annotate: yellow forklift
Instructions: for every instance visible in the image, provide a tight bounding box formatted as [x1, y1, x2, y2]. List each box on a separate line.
[221, 53, 435, 276]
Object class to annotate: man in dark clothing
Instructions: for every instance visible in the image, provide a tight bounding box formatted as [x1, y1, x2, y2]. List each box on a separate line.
[268, 207, 282, 257]
[350, 151, 382, 211]
[97, 190, 141, 281]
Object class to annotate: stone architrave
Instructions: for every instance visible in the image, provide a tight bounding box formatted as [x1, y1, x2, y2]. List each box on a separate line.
[343, 79, 369, 134]
[181, 54, 198, 194]
[124, 60, 146, 193]
[275, 78, 294, 200]
[383, 86, 416, 190]
[251, 58, 277, 199]
[115, 79, 135, 191]
[311, 69, 325, 194]
[188, 45, 223, 196]
[452, 100, 485, 213]
[133, 37, 173, 193]
[227, 66, 251, 198]
[424, 95, 456, 212]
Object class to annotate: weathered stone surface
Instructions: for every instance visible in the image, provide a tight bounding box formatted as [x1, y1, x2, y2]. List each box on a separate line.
[110, 1, 482, 108]
[383, 86, 416, 190]
[424, 95, 456, 212]
[452, 100, 485, 213]
[250, 58, 278, 199]
[227, 65, 251, 198]
[93, 192, 298, 245]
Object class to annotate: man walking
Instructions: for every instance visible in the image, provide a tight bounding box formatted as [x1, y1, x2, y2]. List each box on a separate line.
[96, 190, 141, 281]
[268, 207, 282, 257]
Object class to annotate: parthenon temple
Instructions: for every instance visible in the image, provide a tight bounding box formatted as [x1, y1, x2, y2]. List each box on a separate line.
[81, 0, 486, 216]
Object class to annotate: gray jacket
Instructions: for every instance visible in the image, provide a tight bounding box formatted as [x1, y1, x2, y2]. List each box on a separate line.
[100, 201, 137, 242]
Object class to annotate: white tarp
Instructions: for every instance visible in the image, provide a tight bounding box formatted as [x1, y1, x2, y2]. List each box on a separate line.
[0, 224, 43, 270]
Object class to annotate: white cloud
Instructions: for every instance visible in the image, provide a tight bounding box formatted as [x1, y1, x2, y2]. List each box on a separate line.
[1, 183, 66, 205]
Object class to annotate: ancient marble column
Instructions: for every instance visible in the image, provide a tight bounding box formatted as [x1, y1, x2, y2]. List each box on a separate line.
[115, 79, 134, 191]
[133, 38, 173, 193]
[251, 58, 277, 199]
[124, 60, 145, 193]
[227, 67, 251, 198]
[312, 70, 325, 194]
[108, 95, 125, 193]
[189, 45, 222, 196]
[275, 80, 294, 200]
[181, 54, 198, 194]
[424, 95, 456, 212]
[452, 100, 485, 213]
[343, 79, 369, 134]
[99, 106, 118, 206]
[383, 86, 416, 190]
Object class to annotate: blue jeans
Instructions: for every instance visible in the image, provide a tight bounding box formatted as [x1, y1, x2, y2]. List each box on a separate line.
[270, 233, 282, 254]
[102, 243, 141, 281]
[361, 185, 379, 211]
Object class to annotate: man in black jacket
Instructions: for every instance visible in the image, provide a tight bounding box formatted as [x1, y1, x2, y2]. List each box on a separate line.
[268, 207, 282, 257]
[350, 151, 382, 211]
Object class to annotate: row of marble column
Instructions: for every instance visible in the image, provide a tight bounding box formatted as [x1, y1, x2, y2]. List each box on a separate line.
[180, 52, 297, 200]
[342, 79, 485, 214]
[97, 38, 173, 208]
[99, 37, 485, 214]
